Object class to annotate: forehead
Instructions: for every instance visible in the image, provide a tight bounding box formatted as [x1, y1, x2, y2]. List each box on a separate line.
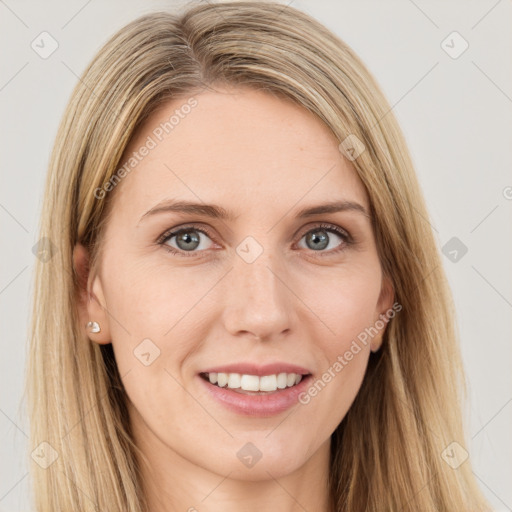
[111, 87, 369, 218]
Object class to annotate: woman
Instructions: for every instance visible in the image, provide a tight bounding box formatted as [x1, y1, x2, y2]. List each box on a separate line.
[26, 1, 491, 511]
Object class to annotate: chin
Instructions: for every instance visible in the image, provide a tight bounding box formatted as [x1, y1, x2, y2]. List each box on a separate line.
[206, 439, 312, 481]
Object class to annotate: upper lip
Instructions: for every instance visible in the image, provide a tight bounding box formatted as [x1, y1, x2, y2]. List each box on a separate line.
[200, 362, 312, 377]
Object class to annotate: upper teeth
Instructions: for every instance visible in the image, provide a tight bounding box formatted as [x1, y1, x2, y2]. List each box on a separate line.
[207, 372, 303, 392]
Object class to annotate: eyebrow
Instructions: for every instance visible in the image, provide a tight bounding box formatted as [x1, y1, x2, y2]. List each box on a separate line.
[138, 198, 370, 224]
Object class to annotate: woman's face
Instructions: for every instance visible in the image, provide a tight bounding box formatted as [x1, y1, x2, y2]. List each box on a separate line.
[78, 86, 393, 481]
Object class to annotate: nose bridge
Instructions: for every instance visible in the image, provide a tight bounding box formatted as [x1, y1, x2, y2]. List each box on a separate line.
[238, 251, 280, 303]
[222, 239, 293, 339]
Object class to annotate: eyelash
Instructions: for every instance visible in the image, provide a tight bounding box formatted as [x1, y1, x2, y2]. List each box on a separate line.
[156, 222, 353, 258]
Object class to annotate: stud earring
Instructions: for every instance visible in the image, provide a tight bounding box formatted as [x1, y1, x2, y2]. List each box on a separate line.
[86, 321, 101, 333]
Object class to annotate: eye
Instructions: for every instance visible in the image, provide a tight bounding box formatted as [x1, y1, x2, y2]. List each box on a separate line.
[296, 223, 351, 254]
[157, 222, 352, 258]
[158, 226, 215, 256]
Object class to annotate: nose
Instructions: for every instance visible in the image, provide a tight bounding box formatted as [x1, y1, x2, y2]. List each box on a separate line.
[221, 248, 293, 342]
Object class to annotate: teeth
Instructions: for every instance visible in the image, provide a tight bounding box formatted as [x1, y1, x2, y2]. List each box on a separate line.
[217, 372, 228, 388]
[259, 374, 277, 392]
[276, 372, 287, 389]
[205, 372, 306, 392]
[240, 374, 260, 391]
[227, 373, 241, 389]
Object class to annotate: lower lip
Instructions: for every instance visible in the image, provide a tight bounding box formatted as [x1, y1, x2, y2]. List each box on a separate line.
[198, 375, 312, 417]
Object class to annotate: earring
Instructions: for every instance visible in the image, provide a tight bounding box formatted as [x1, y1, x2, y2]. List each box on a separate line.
[86, 321, 101, 333]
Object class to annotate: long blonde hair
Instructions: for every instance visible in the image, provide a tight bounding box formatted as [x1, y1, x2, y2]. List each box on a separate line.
[27, 1, 491, 510]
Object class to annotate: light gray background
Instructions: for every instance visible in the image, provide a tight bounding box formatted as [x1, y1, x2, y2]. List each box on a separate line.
[1, 0, 511, 510]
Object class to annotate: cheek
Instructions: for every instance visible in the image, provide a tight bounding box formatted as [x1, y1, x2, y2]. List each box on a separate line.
[297, 289, 376, 435]
[100, 253, 225, 407]
[101, 251, 217, 335]
[300, 261, 383, 344]
[294, 264, 381, 412]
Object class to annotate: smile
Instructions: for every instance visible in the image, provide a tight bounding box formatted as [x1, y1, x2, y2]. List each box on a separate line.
[198, 371, 313, 416]
[200, 371, 304, 394]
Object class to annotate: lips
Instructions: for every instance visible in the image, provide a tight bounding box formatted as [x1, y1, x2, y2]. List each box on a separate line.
[197, 362, 313, 416]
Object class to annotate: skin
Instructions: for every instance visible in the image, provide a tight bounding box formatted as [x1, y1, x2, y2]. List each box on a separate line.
[74, 85, 393, 512]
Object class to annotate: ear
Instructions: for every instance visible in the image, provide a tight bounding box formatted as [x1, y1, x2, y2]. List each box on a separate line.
[73, 243, 112, 344]
[370, 274, 395, 353]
